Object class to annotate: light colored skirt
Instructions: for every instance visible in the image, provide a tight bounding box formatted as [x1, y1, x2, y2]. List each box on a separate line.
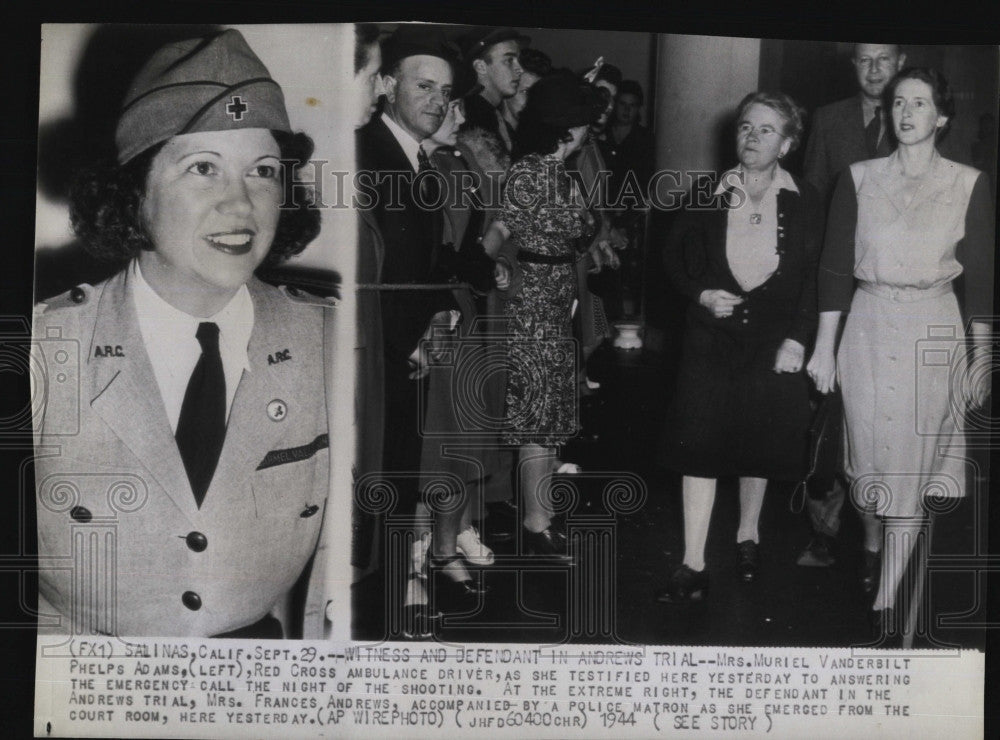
[838, 283, 969, 518]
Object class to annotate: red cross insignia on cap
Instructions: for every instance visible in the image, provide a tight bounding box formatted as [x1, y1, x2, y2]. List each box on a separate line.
[226, 95, 249, 121]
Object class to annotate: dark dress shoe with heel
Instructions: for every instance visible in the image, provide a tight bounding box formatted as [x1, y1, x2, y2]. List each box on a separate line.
[656, 564, 709, 603]
[430, 554, 488, 614]
[736, 540, 760, 582]
[522, 525, 571, 559]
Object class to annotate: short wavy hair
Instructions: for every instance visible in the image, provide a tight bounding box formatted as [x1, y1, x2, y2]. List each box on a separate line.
[70, 130, 321, 265]
[735, 91, 807, 153]
[884, 66, 955, 141]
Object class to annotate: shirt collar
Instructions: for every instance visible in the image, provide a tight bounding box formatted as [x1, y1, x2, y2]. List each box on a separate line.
[131, 260, 254, 374]
[381, 111, 422, 172]
[715, 164, 799, 196]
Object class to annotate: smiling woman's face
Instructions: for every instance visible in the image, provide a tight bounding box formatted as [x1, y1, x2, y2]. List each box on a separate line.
[138, 128, 282, 313]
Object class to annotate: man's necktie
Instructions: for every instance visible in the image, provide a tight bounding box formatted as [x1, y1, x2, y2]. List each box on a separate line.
[865, 106, 882, 157]
[417, 147, 441, 206]
[176, 322, 226, 508]
[417, 147, 444, 253]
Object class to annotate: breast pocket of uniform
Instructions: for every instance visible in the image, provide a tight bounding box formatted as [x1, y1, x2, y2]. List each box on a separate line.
[252, 434, 330, 524]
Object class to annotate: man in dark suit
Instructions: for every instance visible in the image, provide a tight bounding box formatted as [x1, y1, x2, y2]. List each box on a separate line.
[803, 43, 906, 199]
[356, 26, 463, 637]
[798, 43, 904, 573]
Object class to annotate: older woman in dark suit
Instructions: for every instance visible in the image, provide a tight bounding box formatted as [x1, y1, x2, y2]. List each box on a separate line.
[657, 92, 823, 602]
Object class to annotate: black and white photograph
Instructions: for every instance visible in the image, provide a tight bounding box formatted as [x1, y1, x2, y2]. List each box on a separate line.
[349, 22, 996, 654]
[2, 5, 997, 739]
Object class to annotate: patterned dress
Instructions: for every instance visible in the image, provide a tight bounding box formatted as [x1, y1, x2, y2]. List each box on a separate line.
[500, 153, 594, 445]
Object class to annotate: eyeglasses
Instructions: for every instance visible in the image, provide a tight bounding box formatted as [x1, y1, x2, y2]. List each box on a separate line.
[736, 122, 784, 138]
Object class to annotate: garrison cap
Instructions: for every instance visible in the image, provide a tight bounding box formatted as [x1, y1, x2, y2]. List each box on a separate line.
[459, 27, 530, 62]
[115, 29, 290, 164]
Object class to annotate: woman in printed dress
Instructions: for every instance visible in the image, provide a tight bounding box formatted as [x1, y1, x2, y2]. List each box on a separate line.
[483, 70, 603, 556]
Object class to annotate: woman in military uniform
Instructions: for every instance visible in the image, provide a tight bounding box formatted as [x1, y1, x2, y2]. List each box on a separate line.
[33, 30, 328, 638]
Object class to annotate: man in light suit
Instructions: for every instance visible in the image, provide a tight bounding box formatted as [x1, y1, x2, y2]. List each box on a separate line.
[32, 30, 330, 638]
[797, 43, 904, 573]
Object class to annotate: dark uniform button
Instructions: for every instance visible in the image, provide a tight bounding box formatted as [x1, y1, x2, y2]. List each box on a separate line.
[300, 504, 319, 518]
[185, 531, 208, 552]
[70, 287, 86, 303]
[70, 506, 92, 523]
[182, 591, 202, 611]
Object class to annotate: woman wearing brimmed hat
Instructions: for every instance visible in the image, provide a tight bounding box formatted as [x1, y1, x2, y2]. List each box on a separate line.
[482, 70, 605, 556]
[33, 30, 327, 638]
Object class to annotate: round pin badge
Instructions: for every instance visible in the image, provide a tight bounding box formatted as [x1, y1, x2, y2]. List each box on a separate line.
[267, 399, 288, 421]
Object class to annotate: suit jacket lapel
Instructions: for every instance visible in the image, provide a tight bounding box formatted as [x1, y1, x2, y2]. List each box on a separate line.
[359, 206, 385, 280]
[87, 270, 199, 523]
[849, 96, 872, 159]
[366, 116, 416, 174]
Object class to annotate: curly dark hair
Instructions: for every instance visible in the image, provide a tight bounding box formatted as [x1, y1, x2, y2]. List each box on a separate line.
[511, 78, 579, 161]
[511, 110, 575, 161]
[70, 130, 321, 266]
[883, 66, 955, 141]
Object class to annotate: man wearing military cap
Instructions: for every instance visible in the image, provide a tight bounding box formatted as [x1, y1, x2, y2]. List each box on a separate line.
[459, 27, 528, 153]
[33, 29, 329, 638]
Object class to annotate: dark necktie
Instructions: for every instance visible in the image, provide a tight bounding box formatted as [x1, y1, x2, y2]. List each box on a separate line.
[416, 147, 441, 206]
[865, 106, 882, 157]
[416, 148, 443, 256]
[176, 322, 226, 508]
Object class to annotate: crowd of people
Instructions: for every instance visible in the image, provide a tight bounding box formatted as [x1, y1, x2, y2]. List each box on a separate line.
[351, 28, 993, 646]
[31, 24, 991, 646]
[352, 24, 648, 637]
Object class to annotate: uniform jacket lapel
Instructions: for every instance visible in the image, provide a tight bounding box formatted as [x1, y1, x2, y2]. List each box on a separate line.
[86, 270, 199, 523]
[208, 278, 301, 501]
